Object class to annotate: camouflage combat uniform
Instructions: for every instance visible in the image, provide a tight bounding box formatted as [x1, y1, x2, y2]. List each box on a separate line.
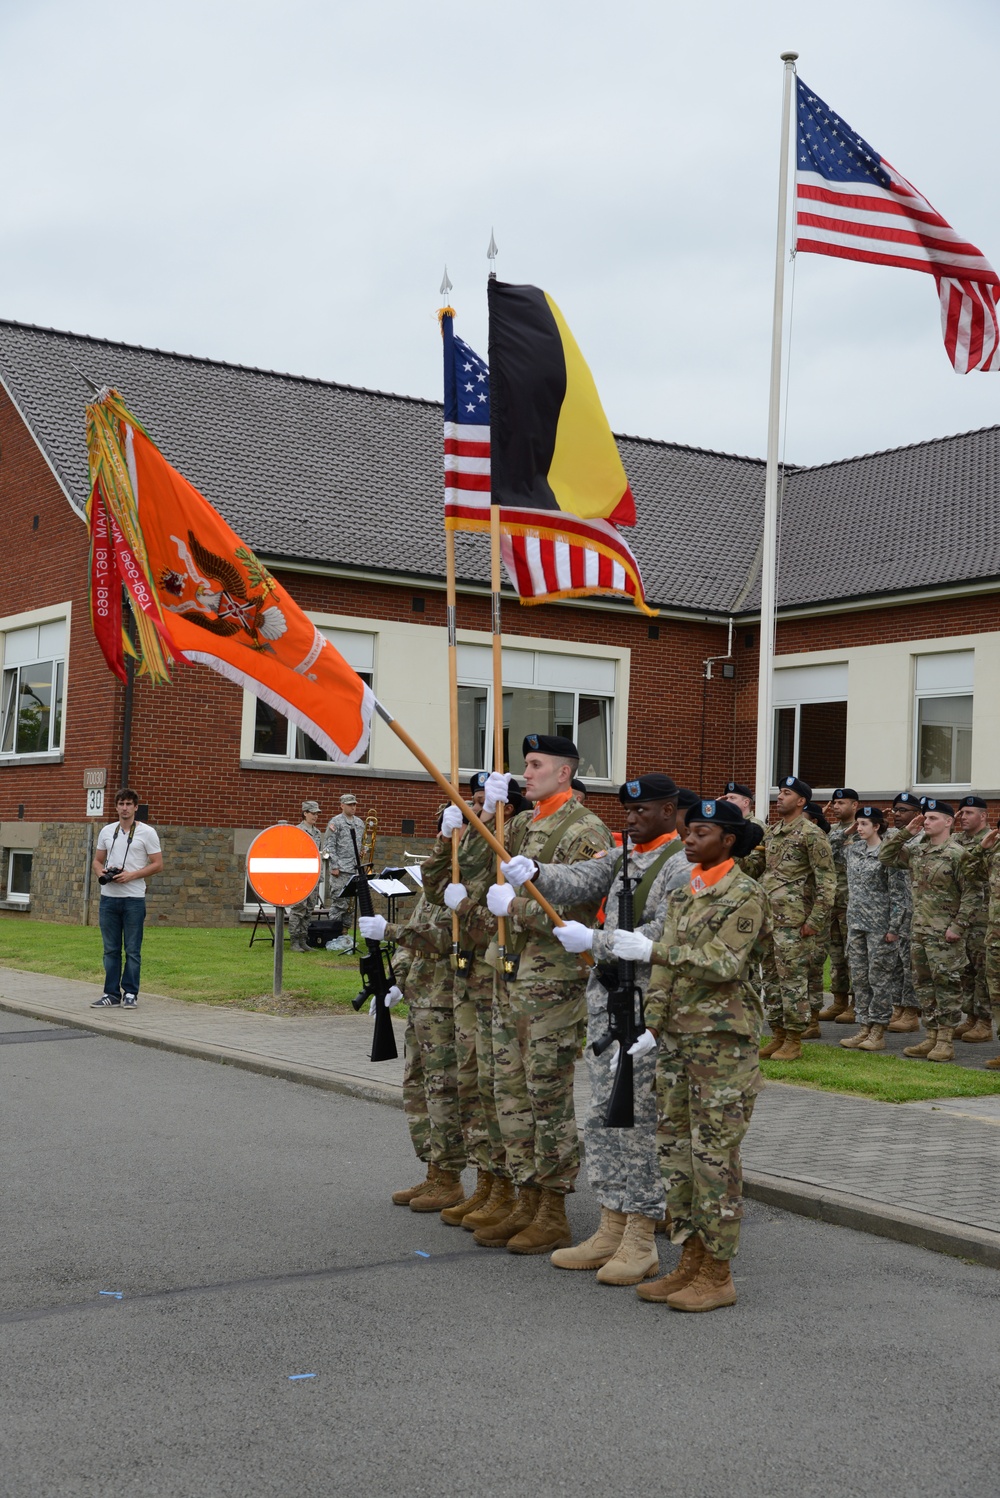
[827, 820, 859, 1001]
[484, 794, 614, 1196]
[844, 839, 906, 1026]
[955, 826, 990, 1023]
[645, 863, 769, 1261]
[958, 838, 1000, 1024]
[529, 832, 690, 1219]
[386, 894, 467, 1175]
[744, 814, 836, 1035]
[288, 818, 322, 950]
[422, 827, 503, 1178]
[886, 835, 918, 1011]
[321, 812, 362, 929]
[879, 828, 974, 1030]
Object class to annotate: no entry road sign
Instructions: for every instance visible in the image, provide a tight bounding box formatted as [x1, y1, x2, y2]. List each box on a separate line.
[246, 825, 321, 907]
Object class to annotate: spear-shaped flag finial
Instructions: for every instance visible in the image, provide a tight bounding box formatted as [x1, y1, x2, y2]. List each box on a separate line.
[487, 229, 498, 279]
[440, 265, 453, 299]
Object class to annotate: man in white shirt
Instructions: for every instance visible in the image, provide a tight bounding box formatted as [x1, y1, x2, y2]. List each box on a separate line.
[91, 788, 163, 1008]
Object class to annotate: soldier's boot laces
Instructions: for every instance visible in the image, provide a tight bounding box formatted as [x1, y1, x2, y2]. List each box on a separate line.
[889, 1007, 921, 1034]
[550, 1207, 626, 1270]
[858, 1023, 887, 1051]
[833, 1003, 857, 1024]
[507, 1188, 572, 1255]
[758, 1028, 786, 1059]
[595, 1214, 660, 1285]
[637, 1234, 705, 1303]
[392, 1164, 438, 1206]
[818, 994, 849, 1021]
[961, 1017, 993, 1044]
[473, 1184, 540, 1247]
[441, 1169, 493, 1226]
[903, 1027, 937, 1059]
[926, 1026, 955, 1063]
[463, 1175, 516, 1232]
[839, 1024, 871, 1050]
[666, 1252, 737, 1313]
[410, 1169, 465, 1213]
[801, 1014, 822, 1040]
[771, 1031, 803, 1061]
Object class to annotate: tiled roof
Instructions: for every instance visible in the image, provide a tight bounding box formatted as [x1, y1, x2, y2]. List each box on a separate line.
[0, 318, 997, 615]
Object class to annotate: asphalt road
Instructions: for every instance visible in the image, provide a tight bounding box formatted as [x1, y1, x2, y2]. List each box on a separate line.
[2, 1008, 998, 1498]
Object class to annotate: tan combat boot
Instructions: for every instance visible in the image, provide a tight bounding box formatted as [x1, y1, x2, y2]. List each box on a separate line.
[926, 1026, 955, 1063]
[839, 1025, 872, 1049]
[903, 1027, 937, 1058]
[889, 1007, 921, 1033]
[858, 1023, 887, 1051]
[666, 1252, 737, 1312]
[888, 1005, 903, 1027]
[834, 1005, 857, 1024]
[985, 1056, 1000, 1071]
[802, 1014, 822, 1040]
[550, 1207, 626, 1270]
[507, 1188, 572, 1255]
[441, 1169, 493, 1226]
[410, 1169, 465, 1212]
[392, 1164, 437, 1205]
[463, 1175, 515, 1232]
[637, 1234, 704, 1302]
[962, 1017, 993, 1044]
[771, 1032, 803, 1061]
[818, 994, 848, 1021]
[596, 1214, 660, 1285]
[473, 1184, 540, 1247]
[759, 1027, 786, 1059]
[953, 1014, 975, 1039]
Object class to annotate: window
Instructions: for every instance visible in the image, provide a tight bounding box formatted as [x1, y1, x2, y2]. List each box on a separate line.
[252, 628, 374, 765]
[1, 619, 65, 757]
[772, 663, 848, 791]
[457, 645, 616, 778]
[7, 850, 32, 904]
[914, 651, 973, 787]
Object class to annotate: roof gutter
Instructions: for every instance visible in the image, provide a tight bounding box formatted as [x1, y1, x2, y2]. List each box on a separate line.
[738, 574, 1000, 624]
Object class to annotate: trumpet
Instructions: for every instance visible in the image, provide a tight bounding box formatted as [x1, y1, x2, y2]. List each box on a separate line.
[359, 807, 378, 874]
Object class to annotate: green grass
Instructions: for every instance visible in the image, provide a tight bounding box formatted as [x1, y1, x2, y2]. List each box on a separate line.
[762, 1045, 1000, 1104]
[0, 919, 365, 1012]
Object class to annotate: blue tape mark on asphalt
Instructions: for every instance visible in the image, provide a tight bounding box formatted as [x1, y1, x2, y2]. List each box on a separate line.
[99, 1291, 123, 1299]
[413, 1251, 431, 1258]
[288, 1374, 317, 1381]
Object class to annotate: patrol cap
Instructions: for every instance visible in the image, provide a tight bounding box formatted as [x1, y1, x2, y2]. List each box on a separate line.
[522, 733, 579, 760]
[340, 792, 357, 804]
[618, 773, 679, 805]
[723, 781, 753, 800]
[780, 774, 812, 801]
[832, 788, 860, 801]
[923, 799, 955, 817]
[958, 795, 988, 809]
[675, 787, 700, 811]
[468, 770, 489, 793]
[301, 799, 321, 814]
[893, 792, 920, 806]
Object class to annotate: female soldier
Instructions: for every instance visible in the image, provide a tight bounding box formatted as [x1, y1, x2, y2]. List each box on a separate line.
[612, 799, 767, 1313]
[840, 805, 905, 1052]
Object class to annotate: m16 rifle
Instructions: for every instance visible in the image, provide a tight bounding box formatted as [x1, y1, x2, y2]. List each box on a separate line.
[591, 829, 645, 1128]
[349, 827, 399, 1063]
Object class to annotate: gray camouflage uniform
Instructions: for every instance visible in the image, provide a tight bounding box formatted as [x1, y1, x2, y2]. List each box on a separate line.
[844, 840, 906, 1026]
[322, 812, 363, 928]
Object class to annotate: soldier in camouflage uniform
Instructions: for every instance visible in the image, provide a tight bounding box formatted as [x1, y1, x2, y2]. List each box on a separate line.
[478, 734, 614, 1255]
[500, 772, 691, 1286]
[964, 822, 1000, 1071]
[631, 798, 769, 1313]
[321, 793, 362, 931]
[818, 788, 860, 1024]
[802, 801, 832, 1035]
[288, 800, 323, 952]
[884, 793, 922, 1031]
[954, 796, 993, 1043]
[743, 774, 836, 1061]
[879, 798, 975, 1062]
[839, 805, 906, 1051]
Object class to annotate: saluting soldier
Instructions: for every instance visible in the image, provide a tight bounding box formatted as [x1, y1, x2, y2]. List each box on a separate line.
[885, 792, 922, 1033]
[839, 805, 906, 1051]
[954, 796, 993, 1044]
[632, 798, 768, 1313]
[499, 773, 690, 1286]
[288, 799, 323, 952]
[478, 734, 614, 1255]
[879, 799, 976, 1063]
[965, 819, 1000, 1071]
[744, 775, 836, 1060]
[818, 788, 861, 1025]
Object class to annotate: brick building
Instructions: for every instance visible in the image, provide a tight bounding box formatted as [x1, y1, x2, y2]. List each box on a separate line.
[1, 320, 998, 925]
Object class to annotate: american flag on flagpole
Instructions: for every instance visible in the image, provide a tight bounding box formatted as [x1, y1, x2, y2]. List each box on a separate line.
[795, 78, 1000, 373]
[441, 312, 653, 609]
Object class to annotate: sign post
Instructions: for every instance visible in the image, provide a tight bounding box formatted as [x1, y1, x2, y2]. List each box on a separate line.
[245, 825, 321, 998]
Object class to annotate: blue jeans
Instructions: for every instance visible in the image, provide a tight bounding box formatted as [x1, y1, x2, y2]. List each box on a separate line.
[99, 897, 147, 997]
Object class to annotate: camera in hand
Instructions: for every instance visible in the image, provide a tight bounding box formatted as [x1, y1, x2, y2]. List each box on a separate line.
[99, 867, 124, 885]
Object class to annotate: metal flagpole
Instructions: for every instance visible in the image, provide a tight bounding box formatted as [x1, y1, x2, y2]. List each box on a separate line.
[487, 235, 508, 971]
[440, 271, 462, 964]
[754, 50, 799, 817]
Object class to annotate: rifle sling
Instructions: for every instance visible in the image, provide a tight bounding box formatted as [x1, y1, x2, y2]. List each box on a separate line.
[613, 840, 684, 927]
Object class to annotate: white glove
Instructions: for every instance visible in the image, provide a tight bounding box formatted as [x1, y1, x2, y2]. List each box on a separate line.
[483, 771, 511, 815]
[553, 920, 595, 953]
[487, 882, 516, 916]
[627, 1029, 657, 1057]
[443, 882, 468, 911]
[612, 929, 654, 962]
[368, 985, 402, 1016]
[500, 854, 537, 888]
[358, 914, 387, 941]
[440, 804, 465, 836]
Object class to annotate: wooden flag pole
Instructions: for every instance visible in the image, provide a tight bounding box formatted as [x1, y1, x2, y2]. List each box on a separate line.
[489, 501, 509, 966]
[445, 525, 462, 956]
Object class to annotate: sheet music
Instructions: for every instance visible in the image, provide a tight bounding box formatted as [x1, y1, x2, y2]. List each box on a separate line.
[405, 864, 424, 887]
[369, 878, 411, 897]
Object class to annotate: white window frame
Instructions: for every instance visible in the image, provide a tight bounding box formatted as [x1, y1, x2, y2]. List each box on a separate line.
[0, 602, 71, 762]
[772, 662, 848, 795]
[6, 848, 32, 905]
[242, 624, 376, 769]
[912, 651, 974, 791]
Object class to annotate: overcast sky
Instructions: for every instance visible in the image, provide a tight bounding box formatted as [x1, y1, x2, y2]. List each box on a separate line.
[2, 0, 998, 466]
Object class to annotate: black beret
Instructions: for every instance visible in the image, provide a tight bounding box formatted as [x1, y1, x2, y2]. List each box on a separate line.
[619, 773, 679, 804]
[959, 795, 987, 809]
[522, 733, 578, 759]
[858, 804, 885, 822]
[675, 787, 700, 810]
[923, 798, 954, 817]
[832, 788, 859, 801]
[804, 802, 831, 833]
[570, 777, 587, 793]
[893, 792, 919, 806]
[685, 798, 745, 828]
[468, 770, 489, 793]
[780, 774, 812, 801]
[723, 781, 753, 800]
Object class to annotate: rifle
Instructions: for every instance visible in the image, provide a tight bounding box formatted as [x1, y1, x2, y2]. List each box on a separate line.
[348, 827, 399, 1063]
[591, 829, 644, 1128]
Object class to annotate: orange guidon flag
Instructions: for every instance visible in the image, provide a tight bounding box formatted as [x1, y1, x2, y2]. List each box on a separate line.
[85, 388, 373, 764]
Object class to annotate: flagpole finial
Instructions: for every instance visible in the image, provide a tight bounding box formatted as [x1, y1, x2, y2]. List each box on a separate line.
[440, 265, 453, 300]
[487, 229, 498, 280]
[780, 50, 798, 62]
